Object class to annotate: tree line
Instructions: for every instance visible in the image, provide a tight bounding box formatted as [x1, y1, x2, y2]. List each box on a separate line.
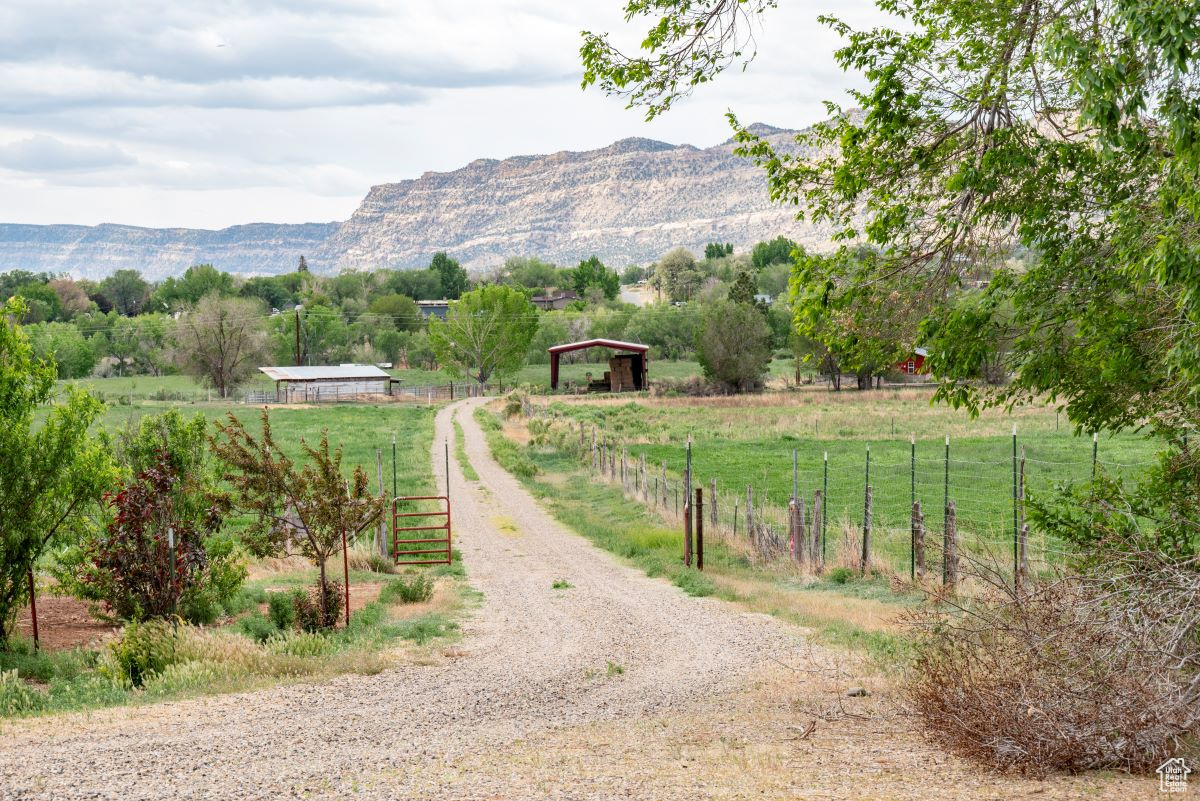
[2, 235, 935, 396]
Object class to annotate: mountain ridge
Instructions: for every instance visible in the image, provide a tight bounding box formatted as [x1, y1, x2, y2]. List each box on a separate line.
[0, 123, 834, 279]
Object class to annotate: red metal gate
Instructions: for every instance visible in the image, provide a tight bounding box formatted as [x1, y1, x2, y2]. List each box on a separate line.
[392, 495, 452, 565]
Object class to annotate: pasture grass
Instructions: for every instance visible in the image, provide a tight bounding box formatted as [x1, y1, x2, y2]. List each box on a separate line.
[539, 393, 1161, 575]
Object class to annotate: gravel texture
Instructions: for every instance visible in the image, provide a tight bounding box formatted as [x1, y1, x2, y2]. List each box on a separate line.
[0, 399, 806, 800]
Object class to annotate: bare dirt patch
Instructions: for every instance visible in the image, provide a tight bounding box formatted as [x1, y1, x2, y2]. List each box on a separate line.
[13, 596, 116, 652]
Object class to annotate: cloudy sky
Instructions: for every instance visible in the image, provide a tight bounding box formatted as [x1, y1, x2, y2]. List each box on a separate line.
[0, 1, 884, 229]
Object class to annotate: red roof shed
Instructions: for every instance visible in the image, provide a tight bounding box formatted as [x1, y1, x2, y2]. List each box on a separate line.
[548, 339, 649, 391]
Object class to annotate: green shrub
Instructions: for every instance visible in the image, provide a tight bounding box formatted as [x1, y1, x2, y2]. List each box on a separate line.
[673, 570, 716, 597]
[552, 579, 573, 589]
[293, 582, 344, 632]
[267, 592, 296, 630]
[141, 661, 234, 697]
[0, 669, 45, 715]
[0, 642, 94, 684]
[398, 614, 458, 644]
[380, 573, 434, 605]
[236, 613, 278, 644]
[828, 567, 855, 585]
[267, 631, 332, 658]
[105, 619, 179, 687]
[365, 552, 395, 575]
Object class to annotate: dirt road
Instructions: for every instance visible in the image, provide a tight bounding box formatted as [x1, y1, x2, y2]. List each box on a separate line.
[0, 399, 1155, 799]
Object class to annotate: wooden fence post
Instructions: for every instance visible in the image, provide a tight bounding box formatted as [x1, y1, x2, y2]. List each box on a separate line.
[695, 488, 704, 570]
[811, 490, 823, 572]
[799, 498, 808, 565]
[912, 501, 925, 579]
[788, 499, 800, 564]
[683, 496, 692, 567]
[709, 478, 718, 528]
[944, 500, 958, 591]
[746, 485, 754, 552]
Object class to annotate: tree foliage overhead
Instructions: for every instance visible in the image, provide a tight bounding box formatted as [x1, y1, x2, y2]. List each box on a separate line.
[583, 0, 1200, 435]
[0, 298, 113, 645]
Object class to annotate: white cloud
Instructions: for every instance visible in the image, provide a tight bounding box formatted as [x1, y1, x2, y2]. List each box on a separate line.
[0, 0, 889, 227]
[0, 134, 136, 172]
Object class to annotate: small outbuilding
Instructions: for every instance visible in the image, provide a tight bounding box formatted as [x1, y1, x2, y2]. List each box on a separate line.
[894, 347, 929, 375]
[548, 338, 649, 392]
[259, 364, 392, 403]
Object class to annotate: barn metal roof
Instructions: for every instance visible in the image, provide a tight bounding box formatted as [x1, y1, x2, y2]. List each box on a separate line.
[547, 338, 649, 355]
[258, 365, 391, 381]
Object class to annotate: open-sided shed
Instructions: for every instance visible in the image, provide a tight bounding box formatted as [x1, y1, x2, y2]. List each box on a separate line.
[259, 364, 392, 403]
[548, 338, 649, 392]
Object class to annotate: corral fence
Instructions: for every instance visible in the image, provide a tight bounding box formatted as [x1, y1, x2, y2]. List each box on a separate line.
[244, 382, 498, 405]
[524, 406, 1156, 591]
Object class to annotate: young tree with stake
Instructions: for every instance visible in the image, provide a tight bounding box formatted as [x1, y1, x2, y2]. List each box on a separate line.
[211, 411, 385, 628]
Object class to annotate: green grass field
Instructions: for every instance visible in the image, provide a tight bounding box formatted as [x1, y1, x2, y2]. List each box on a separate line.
[538, 392, 1162, 575]
[58, 356, 743, 402]
[49, 377, 437, 497]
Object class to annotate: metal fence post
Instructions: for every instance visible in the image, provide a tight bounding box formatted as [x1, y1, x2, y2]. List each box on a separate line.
[1012, 424, 1018, 582]
[822, 451, 828, 562]
[910, 434, 917, 579]
[861, 485, 872, 575]
[696, 488, 704, 571]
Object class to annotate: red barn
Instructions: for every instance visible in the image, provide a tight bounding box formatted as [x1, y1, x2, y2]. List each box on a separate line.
[895, 347, 928, 375]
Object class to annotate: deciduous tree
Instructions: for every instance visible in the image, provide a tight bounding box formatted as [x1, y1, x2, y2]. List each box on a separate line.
[212, 412, 385, 627]
[696, 298, 772, 392]
[173, 295, 268, 398]
[431, 252, 469, 300]
[428, 284, 538, 385]
[0, 298, 112, 646]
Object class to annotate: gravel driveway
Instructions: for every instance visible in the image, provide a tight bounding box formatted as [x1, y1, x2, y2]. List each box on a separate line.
[0, 399, 806, 800]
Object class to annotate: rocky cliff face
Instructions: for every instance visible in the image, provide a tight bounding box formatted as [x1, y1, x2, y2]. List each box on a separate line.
[0, 222, 340, 280]
[0, 124, 836, 279]
[317, 124, 836, 272]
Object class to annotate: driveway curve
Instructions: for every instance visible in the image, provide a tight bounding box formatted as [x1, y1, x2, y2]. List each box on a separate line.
[0, 398, 803, 800]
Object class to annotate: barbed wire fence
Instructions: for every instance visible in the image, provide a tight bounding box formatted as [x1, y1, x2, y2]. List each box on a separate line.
[524, 404, 1157, 591]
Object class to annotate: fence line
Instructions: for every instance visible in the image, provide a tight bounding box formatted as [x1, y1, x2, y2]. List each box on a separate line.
[245, 382, 497, 405]
[526, 406, 1152, 587]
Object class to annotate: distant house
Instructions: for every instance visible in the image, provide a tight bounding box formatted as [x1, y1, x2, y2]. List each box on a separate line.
[416, 299, 450, 319]
[531, 291, 579, 311]
[895, 347, 929, 375]
[258, 364, 392, 403]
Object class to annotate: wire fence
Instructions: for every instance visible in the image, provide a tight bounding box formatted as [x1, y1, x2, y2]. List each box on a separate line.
[526, 405, 1159, 587]
[244, 382, 498, 405]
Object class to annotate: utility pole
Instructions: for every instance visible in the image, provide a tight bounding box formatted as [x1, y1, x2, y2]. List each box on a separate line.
[293, 304, 303, 366]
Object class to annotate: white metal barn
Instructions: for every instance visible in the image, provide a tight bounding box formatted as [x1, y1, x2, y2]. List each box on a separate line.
[258, 365, 392, 403]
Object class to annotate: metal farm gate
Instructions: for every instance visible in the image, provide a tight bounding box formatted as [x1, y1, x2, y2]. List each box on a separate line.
[391, 495, 453, 565]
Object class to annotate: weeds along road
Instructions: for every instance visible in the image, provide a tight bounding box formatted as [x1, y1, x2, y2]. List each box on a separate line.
[0, 398, 803, 801]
